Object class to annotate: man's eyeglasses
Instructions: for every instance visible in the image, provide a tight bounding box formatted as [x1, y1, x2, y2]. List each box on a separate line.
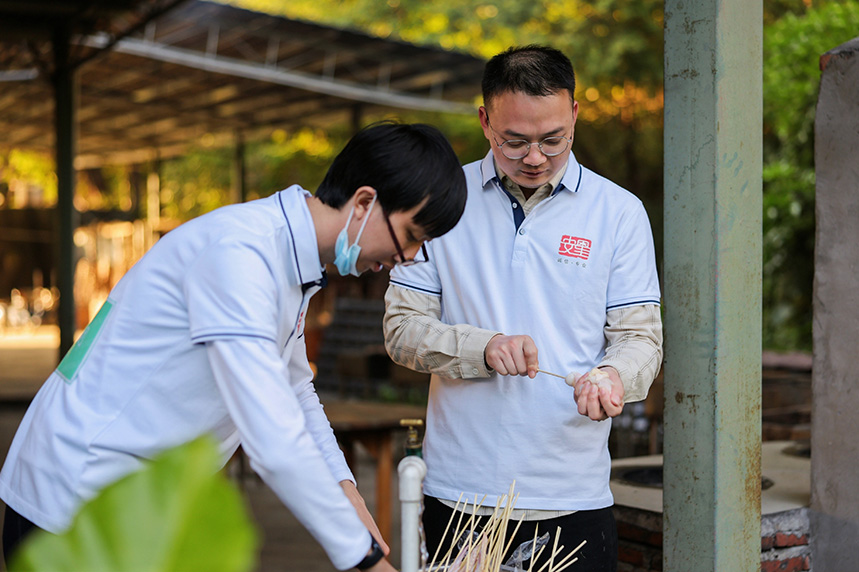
[382, 210, 428, 267]
[486, 117, 572, 160]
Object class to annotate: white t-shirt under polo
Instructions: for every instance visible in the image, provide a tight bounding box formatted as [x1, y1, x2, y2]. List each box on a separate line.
[390, 151, 661, 511]
[0, 186, 370, 571]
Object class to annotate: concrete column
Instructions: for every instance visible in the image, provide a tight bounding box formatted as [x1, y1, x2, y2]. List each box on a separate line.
[811, 36, 859, 572]
[662, 0, 763, 570]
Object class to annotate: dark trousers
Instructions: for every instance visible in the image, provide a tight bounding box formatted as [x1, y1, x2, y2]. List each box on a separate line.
[3, 505, 39, 569]
[422, 495, 618, 572]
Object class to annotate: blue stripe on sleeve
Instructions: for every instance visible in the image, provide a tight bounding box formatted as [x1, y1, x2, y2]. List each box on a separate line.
[606, 299, 661, 311]
[390, 279, 441, 297]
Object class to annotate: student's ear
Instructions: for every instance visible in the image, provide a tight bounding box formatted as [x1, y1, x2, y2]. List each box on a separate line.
[352, 186, 378, 220]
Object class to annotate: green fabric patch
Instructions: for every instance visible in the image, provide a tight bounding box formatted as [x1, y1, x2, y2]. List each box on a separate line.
[57, 300, 113, 383]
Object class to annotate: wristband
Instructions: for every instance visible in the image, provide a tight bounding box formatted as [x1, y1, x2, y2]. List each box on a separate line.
[355, 536, 384, 570]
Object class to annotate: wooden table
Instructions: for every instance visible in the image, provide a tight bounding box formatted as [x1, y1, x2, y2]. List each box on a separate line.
[322, 399, 427, 543]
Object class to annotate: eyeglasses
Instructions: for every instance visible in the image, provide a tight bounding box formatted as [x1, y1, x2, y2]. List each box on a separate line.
[382, 210, 429, 267]
[486, 117, 572, 160]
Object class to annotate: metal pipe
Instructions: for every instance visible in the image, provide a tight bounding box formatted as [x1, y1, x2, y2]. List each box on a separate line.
[398, 455, 427, 572]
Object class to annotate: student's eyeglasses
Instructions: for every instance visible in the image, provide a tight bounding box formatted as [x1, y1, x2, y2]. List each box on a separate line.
[382, 210, 429, 266]
[486, 117, 572, 160]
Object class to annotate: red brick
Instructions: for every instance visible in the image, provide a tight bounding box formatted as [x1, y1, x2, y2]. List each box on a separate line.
[774, 532, 808, 547]
[761, 535, 776, 550]
[617, 521, 663, 548]
[760, 556, 810, 572]
[618, 545, 645, 566]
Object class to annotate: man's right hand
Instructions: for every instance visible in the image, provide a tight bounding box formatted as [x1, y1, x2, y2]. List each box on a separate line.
[484, 334, 539, 378]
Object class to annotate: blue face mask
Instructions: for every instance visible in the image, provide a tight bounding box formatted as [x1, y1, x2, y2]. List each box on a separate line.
[333, 195, 376, 277]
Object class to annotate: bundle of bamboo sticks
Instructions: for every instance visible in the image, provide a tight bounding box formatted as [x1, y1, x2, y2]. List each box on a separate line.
[426, 482, 585, 572]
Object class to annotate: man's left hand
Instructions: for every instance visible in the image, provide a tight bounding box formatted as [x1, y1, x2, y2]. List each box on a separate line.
[339, 480, 391, 555]
[574, 367, 624, 421]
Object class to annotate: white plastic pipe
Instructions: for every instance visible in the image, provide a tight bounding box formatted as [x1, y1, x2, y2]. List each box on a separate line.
[398, 455, 427, 572]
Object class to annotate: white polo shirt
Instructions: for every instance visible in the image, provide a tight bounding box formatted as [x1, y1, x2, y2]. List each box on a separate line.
[0, 186, 370, 570]
[390, 151, 661, 511]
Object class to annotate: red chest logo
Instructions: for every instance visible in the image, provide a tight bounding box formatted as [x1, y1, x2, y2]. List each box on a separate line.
[559, 235, 592, 260]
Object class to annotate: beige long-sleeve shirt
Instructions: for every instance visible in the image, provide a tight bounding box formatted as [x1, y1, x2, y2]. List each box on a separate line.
[383, 285, 663, 403]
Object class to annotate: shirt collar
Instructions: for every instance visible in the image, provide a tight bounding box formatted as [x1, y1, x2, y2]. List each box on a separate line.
[276, 185, 327, 291]
[479, 150, 583, 195]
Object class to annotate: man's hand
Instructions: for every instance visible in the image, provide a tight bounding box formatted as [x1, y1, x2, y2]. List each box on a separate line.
[573, 366, 624, 421]
[484, 334, 539, 378]
[339, 480, 390, 555]
[364, 559, 397, 572]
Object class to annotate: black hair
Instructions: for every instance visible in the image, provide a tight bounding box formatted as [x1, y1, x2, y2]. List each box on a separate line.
[316, 121, 466, 238]
[482, 45, 576, 109]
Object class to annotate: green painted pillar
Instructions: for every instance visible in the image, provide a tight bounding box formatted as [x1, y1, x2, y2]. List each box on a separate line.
[53, 25, 79, 359]
[663, 0, 762, 570]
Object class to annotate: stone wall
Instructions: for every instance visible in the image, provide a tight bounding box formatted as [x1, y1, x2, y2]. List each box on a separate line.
[812, 36, 859, 572]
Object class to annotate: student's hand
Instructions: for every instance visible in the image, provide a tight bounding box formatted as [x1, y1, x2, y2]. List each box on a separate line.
[364, 558, 398, 571]
[484, 334, 539, 378]
[574, 366, 624, 420]
[340, 480, 390, 555]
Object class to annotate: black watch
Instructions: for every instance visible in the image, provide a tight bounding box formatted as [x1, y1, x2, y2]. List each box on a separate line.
[355, 536, 384, 570]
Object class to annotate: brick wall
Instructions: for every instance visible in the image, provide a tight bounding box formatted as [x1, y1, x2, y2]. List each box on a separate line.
[614, 506, 811, 572]
[761, 509, 811, 572]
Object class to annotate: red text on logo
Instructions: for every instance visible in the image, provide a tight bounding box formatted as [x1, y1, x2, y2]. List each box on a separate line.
[559, 236, 591, 260]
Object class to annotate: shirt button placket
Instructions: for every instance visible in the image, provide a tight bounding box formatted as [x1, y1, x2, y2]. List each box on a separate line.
[513, 224, 528, 263]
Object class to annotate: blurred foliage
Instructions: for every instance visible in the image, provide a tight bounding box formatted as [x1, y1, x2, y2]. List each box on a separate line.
[244, 126, 343, 200]
[227, 0, 667, 203]
[157, 125, 346, 219]
[762, 0, 859, 351]
[160, 146, 233, 220]
[0, 150, 56, 208]
[228, 0, 665, 108]
[77, 165, 135, 212]
[12, 437, 258, 572]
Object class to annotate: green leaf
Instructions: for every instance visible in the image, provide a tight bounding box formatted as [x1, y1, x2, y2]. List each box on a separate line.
[11, 437, 258, 572]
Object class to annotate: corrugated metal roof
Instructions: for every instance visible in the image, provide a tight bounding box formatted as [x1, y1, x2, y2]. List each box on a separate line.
[0, 0, 484, 167]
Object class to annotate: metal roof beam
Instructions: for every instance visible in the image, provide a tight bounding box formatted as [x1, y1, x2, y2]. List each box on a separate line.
[80, 35, 476, 114]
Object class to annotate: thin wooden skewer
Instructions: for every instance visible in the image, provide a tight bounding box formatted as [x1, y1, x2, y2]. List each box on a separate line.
[548, 539, 587, 572]
[440, 494, 485, 570]
[430, 483, 587, 572]
[480, 493, 505, 571]
[527, 525, 540, 572]
[441, 504, 472, 570]
[550, 545, 560, 572]
[536, 369, 564, 379]
[491, 487, 520, 571]
[497, 508, 524, 569]
[430, 492, 465, 568]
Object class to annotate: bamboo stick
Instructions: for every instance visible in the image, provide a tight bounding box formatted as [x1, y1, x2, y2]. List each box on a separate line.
[430, 492, 465, 568]
[428, 483, 587, 572]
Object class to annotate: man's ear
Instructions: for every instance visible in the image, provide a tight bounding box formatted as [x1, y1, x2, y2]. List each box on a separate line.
[351, 186, 378, 220]
[478, 106, 492, 140]
[478, 106, 489, 129]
